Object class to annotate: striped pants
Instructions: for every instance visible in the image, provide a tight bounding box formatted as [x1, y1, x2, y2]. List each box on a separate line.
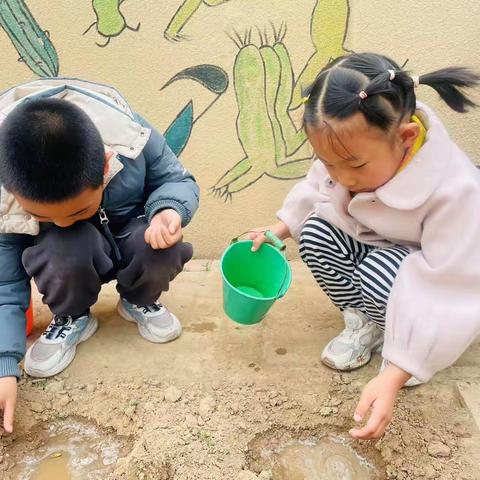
[299, 217, 410, 328]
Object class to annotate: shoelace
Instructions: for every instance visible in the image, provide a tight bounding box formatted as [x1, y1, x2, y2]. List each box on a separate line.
[43, 315, 73, 340]
[140, 303, 163, 315]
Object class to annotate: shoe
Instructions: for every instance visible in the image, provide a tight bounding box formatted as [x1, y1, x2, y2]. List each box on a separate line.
[24, 312, 98, 378]
[321, 309, 384, 371]
[117, 298, 182, 343]
[380, 359, 424, 387]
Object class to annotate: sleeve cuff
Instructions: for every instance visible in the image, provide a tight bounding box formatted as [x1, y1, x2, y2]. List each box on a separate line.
[0, 356, 21, 379]
[145, 199, 189, 226]
[382, 347, 433, 383]
[276, 211, 301, 242]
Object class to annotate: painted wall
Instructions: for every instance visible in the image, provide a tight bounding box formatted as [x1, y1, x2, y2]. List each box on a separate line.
[0, 0, 479, 257]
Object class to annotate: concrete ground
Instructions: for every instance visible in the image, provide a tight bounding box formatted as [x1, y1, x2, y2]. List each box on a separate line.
[2, 260, 479, 479]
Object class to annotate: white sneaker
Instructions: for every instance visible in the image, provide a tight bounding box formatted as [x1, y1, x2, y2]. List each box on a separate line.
[117, 298, 182, 343]
[321, 309, 384, 371]
[24, 313, 98, 378]
[380, 359, 424, 387]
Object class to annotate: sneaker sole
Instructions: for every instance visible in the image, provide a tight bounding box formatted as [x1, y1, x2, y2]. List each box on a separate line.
[117, 301, 182, 344]
[24, 316, 99, 378]
[321, 350, 372, 371]
[321, 336, 384, 371]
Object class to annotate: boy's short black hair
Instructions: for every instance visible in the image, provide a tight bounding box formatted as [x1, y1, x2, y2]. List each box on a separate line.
[0, 97, 105, 202]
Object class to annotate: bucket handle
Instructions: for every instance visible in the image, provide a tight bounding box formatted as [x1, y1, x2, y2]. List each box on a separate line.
[231, 230, 286, 251]
[231, 230, 289, 300]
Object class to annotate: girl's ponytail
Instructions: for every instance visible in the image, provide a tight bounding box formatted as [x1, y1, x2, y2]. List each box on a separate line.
[418, 67, 480, 113]
[303, 53, 480, 131]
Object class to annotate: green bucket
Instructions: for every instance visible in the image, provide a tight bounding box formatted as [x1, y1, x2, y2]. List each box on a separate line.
[221, 233, 292, 325]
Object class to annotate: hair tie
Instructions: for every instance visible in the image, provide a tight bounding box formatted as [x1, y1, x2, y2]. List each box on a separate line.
[387, 69, 396, 81]
[411, 75, 420, 88]
[301, 96, 310, 105]
[358, 91, 368, 100]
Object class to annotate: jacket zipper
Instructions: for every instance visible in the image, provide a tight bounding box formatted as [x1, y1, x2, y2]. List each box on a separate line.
[98, 207, 122, 263]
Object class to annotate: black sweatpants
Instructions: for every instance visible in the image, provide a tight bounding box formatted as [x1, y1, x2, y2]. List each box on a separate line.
[22, 216, 193, 316]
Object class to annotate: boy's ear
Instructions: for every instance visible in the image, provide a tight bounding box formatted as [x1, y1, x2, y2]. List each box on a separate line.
[398, 122, 419, 150]
[104, 151, 114, 176]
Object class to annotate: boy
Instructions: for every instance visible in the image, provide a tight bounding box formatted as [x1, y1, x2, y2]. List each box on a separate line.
[0, 78, 199, 432]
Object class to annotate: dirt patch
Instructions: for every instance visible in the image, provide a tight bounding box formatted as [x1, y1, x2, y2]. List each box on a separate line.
[1, 371, 477, 479]
[2, 271, 479, 479]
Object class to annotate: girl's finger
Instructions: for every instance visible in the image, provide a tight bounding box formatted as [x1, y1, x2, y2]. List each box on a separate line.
[350, 405, 384, 440]
[371, 419, 389, 440]
[252, 234, 266, 252]
[353, 388, 375, 423]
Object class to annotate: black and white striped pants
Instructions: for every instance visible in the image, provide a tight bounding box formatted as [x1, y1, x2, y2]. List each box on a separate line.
[299, 217, 410, 328]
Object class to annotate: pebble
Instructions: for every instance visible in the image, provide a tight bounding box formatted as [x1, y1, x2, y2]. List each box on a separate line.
[30, 401, 43, 413]
[45, 380, 65, 393]
[269, 397, 283, 407]
[328, 396, 342, 406]
[238, 419, 247, 431]
[258, 470, 273, 480]
[320, 406, 333, 416]
[424, 465, 437, 479]
[185, 414, 198, 428]
[428, 441, 451, 458]
[86, 384, 96, 394]
[236, 471, 258, 480]
[165, 386, 183, 403]
[199, 396, 216, 420]
[58, 395, 72, 407]
[124, 405, 136, 418]
[453, 423, 470, 438]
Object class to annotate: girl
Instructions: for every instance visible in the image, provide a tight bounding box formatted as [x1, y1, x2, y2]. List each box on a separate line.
[250, 53, 480, 440]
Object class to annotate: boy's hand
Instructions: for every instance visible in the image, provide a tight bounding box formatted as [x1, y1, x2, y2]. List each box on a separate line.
[0, 376, 17, 433]
[248, 221, 291, 252]
[145, 209, 183, 250]
[349, 362, 411, 440]
[145, 208, 182, 250]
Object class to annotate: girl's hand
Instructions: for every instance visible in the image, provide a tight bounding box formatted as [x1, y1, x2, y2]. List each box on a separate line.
[349, 362, 411, 440]
[248, 221, 291, 252]
[145, 209, 183, 250]
[0, 376, 17, 433]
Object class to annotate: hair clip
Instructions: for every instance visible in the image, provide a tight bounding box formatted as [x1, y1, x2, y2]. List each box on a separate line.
[358, 91, 368, 100]
[411, 75, 420, 88]
[387, 69, 396, 81]
[301, 96, 310, 105]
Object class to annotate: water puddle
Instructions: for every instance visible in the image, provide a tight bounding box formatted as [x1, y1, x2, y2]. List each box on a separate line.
[31, 452, 70, 480]
[247, 427, 385, 480]
[272, 437, 375, 479]
[6, 418, 130, 480]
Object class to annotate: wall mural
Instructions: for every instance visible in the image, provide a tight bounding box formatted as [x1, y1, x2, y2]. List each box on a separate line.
[212, 0, 351, 200]
[0, 0, 59, 77]
[164, 0, 230, 43]
[291, 0, 351, 109]
[0, 0, 351, 200]
[162, 64, 229, 156]
[83, 0, 141, 48]
[211, 25, 313, 201]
